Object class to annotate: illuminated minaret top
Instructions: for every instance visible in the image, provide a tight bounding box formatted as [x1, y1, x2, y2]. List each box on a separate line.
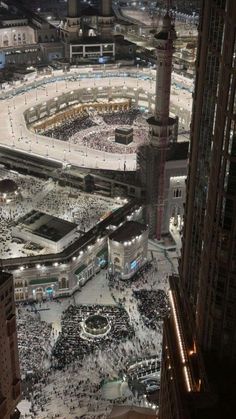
[154, 12, 176, 124]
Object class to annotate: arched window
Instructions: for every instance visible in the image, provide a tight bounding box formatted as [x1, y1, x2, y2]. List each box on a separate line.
[3, 35, 9, 46]
[59, 277, 67, 289]
[114, 257, 120, 265]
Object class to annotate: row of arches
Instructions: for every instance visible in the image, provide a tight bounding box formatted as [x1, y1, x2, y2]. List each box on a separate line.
[14, 277, 69, 301]
[2, 32, 27, 47]
[173, 188, 182, 198]
[38, 34, 56, 43]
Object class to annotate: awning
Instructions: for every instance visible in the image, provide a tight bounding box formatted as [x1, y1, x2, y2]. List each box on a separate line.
[96, 247, 108, 258]
[29, 278, 58, 285]
[75, 264, 87, 276]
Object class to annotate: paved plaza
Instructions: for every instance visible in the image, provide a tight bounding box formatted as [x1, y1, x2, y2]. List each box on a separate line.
[17, 240, 178, 418]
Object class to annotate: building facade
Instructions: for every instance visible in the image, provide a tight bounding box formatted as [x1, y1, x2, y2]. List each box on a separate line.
[108, 221, 148, 279]
[0, 271, 21, 419]
[0, 1, 60, 68]
[159, 1, 236, 418]
[60, 0, 115, 63]
[1, 200, 143, 302]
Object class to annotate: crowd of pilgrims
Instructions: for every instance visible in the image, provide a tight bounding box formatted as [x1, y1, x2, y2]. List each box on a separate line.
[17, 258, 169, 418]
[0, 168, 120, 257]
[36, 188, 120, 232]
[52, 304, 134, 368]
[40, 108, 149, 154]
[43, 113, 97, 140]
[133, 289, 170, 329]
[78, 126, 148, 154]
[108, 260, 154, 288]
[16, 308, 53, 377]
[0, 172, 48, 258]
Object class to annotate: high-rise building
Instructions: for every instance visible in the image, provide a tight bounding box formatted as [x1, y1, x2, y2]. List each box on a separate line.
[0, 271, 21, 419]
[159, 0, 236, 417]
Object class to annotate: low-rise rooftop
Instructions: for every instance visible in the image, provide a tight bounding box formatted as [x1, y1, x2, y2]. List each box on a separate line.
[109, 221, 147, 243]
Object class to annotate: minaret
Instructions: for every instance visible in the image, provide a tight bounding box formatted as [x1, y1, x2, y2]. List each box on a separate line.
[67, 0, 79, 18]
[154, 13, 176, 123]
[137, 11, 177, 239]
[99, 0, 114, 40]
[101, 0, 112, 17]
[63, 0, 81, 44]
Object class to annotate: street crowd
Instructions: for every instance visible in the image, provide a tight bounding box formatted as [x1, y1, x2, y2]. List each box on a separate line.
[134, 289, 170, 328]
[16, 307, 53, 377]
[0, 168, 121, 257]
[17, 256, 170, 418]
[52, 304, 134, 368]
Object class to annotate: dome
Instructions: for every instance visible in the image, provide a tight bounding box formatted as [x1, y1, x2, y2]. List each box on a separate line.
[0, 179, 18, 194]
[83, 313, 110, 336]
[85, 314, 108, 330]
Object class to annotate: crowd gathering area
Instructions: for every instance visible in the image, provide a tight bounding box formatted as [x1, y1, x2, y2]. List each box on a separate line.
[41, 108, 149, 154]
[16, 246, 177, 419]
[52, 304, 134, 368]
[0, 167, 122, 259]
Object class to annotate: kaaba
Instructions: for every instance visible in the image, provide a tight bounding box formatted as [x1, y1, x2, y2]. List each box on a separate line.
[115, 127, 133, 145]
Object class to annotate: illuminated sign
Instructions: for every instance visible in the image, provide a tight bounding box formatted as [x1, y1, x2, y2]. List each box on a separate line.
[130, 260, 137, 270]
